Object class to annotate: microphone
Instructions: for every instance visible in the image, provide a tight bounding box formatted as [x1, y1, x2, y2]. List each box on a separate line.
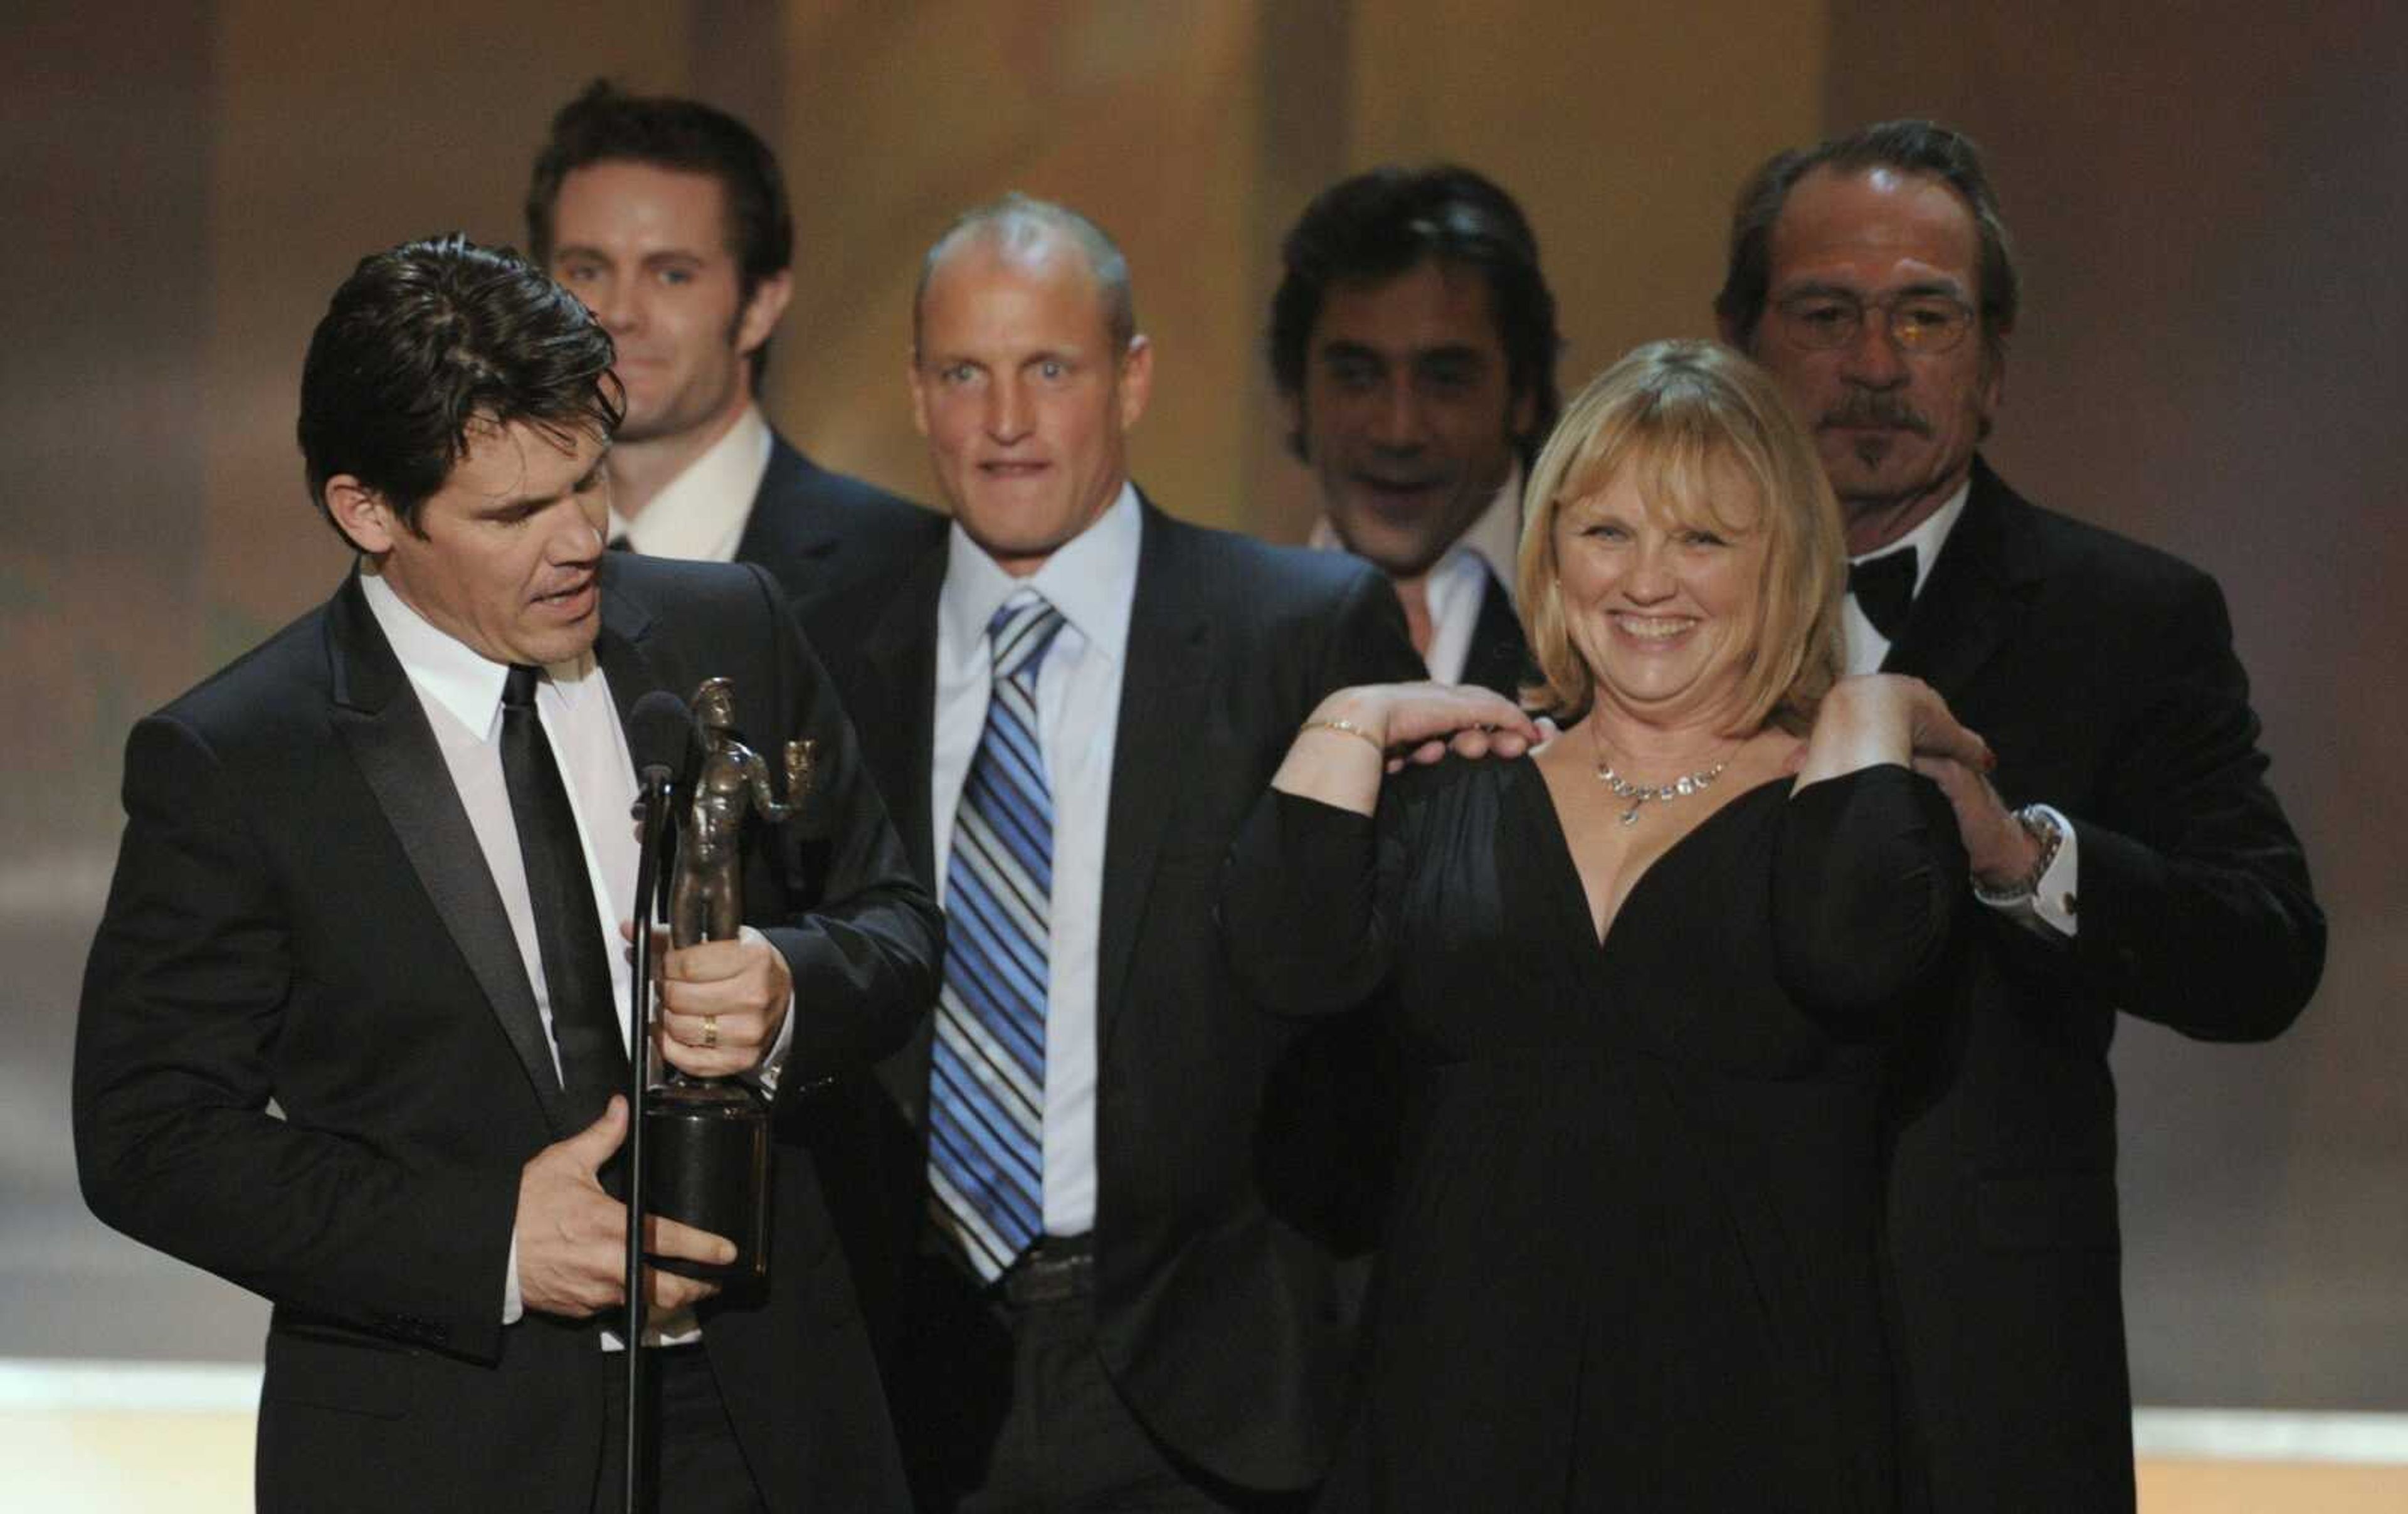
[629, 691, 695, 795]
[620, 688, 693, 1514]
[627, 688, 692, 936]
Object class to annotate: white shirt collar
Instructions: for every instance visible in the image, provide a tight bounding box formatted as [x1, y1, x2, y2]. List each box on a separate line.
[1307, 462, 1525, 606]
[607, 403, 774, 562]
[941, 482, 1143, 665]
[1452, 462, 1525, 608]
[1852, 477, 1972, 597]
[357, 569, 602, 739]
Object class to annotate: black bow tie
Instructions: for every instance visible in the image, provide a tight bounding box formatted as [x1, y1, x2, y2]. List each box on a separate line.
[1847, 548, 1918, 642]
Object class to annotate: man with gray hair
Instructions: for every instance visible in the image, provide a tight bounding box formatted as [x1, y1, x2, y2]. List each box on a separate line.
[1718, 119, 2323, 1511]
[800, 194, 1422, 1509]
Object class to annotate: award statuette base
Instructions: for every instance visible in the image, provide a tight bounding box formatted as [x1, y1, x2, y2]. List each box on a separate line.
[643, 1077, 773, 1283]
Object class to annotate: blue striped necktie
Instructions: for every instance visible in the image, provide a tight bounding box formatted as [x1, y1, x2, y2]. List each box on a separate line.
[930, 591, 1067, 1281]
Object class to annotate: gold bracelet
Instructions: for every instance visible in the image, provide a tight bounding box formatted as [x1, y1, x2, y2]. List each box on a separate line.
[1299, 716, 1384, 753]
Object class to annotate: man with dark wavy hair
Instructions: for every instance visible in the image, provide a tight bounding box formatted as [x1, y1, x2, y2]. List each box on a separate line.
[1719, 120, 2324, 1511]
[1269, 165, 1561, 698]
[527, 82, 925, 613]
[75, 234, 937, 1512]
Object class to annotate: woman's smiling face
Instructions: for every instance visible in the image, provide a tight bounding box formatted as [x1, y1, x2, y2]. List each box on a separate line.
[1551, 457, 1768, 727]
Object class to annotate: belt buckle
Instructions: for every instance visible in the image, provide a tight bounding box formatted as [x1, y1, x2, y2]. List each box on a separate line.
[999, 1235, 1093, 1308]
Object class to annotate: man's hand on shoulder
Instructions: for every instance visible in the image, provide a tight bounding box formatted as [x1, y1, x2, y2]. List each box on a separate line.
[514, 1096, 733, 1318]
[1909, 753, 2043, 892]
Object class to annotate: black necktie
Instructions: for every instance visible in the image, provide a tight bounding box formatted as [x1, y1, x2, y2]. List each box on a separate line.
[606, 534, 633, 553]
[499, 664, 630, 1123]
[1848, 547, 1918, 642]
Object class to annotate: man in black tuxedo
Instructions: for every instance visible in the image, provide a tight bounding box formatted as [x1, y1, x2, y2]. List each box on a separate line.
[1718, 119, 2326, 1511]
[73, 236, 939, 1513]
[1268, 165, 1561, 699]
[526, 82, 924, 611]
[798, 196, 1421, 1510]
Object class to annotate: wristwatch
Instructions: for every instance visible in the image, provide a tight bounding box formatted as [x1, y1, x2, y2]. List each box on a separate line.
[1972, 803, 2065, 906]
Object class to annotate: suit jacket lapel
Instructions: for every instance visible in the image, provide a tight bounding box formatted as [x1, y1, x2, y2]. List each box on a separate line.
[326, 573, 576, 1136]
[1883, 457, 2041, 692]
[592, 563, 675, 755]
[731, 433, 830, 569]
[857, 543, 947, 886]
[856, 540, 947, 1123]
[1095, 501, 1213, 1051]
[591, 566, 686, 965]
[1460, 569, 1532, 701]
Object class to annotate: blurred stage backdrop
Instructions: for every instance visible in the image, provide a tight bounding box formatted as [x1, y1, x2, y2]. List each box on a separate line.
[4, 0, 2402, 1506]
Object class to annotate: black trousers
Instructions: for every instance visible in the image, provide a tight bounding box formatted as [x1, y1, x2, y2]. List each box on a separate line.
[593, 1343, 767, 1514]
[892, 1251, 1314, 1514]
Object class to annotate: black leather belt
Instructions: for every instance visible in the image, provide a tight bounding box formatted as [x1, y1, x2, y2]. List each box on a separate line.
[998, 1233, 1094, 1307]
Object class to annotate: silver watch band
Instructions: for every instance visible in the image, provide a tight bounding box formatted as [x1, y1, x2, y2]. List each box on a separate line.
[1972, 803, 2064, 905]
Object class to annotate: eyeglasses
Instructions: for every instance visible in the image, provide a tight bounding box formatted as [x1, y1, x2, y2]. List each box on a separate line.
[1770, 292, 1977, 354]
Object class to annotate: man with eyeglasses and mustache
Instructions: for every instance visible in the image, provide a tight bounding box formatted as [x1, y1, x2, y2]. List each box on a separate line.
[1717, 119, 2324, 1513]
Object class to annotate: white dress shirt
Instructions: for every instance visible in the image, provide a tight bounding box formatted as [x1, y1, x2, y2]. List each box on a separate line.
[606, 403, 774, 561]
[1312, 465, 1523, 684]
[929, 484, 1141, 1237]
[361, 571, 707, 1344]
[1844, 482, 2078, 938]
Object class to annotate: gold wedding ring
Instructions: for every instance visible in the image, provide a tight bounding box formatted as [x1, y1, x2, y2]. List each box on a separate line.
[700, 1015, 719, 1050]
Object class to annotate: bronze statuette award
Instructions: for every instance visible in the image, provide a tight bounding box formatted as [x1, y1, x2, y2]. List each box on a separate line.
[645, 677, 816, 1284]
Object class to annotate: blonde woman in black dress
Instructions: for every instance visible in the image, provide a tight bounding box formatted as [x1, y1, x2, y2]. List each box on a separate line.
[1224, 339, 1985, 1511]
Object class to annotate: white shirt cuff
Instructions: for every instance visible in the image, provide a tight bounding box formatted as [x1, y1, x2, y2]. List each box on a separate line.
[1978, 803, 2081, 940]
[739, 924, 795, 1094]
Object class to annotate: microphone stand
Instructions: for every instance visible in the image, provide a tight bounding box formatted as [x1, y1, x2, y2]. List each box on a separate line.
[623, 764, 677, 1514]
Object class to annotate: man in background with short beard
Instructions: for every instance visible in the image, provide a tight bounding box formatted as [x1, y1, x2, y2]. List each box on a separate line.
[1269, 166, 1561, 697]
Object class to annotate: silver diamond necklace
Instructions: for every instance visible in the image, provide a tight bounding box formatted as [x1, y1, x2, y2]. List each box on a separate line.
[1590, 726, 1733, 827]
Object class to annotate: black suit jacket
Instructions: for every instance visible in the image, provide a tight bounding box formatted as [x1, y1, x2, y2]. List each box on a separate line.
[1880, 458, 2325, 1512]
[74, 556, 941, 1513]
[735, 431, 932, 618]
[1456, 569, 1533, 702]
[800, 494, 1423, 1495]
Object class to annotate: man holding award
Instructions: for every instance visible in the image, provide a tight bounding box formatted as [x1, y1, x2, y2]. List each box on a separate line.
[71, 234, 940, 1513]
